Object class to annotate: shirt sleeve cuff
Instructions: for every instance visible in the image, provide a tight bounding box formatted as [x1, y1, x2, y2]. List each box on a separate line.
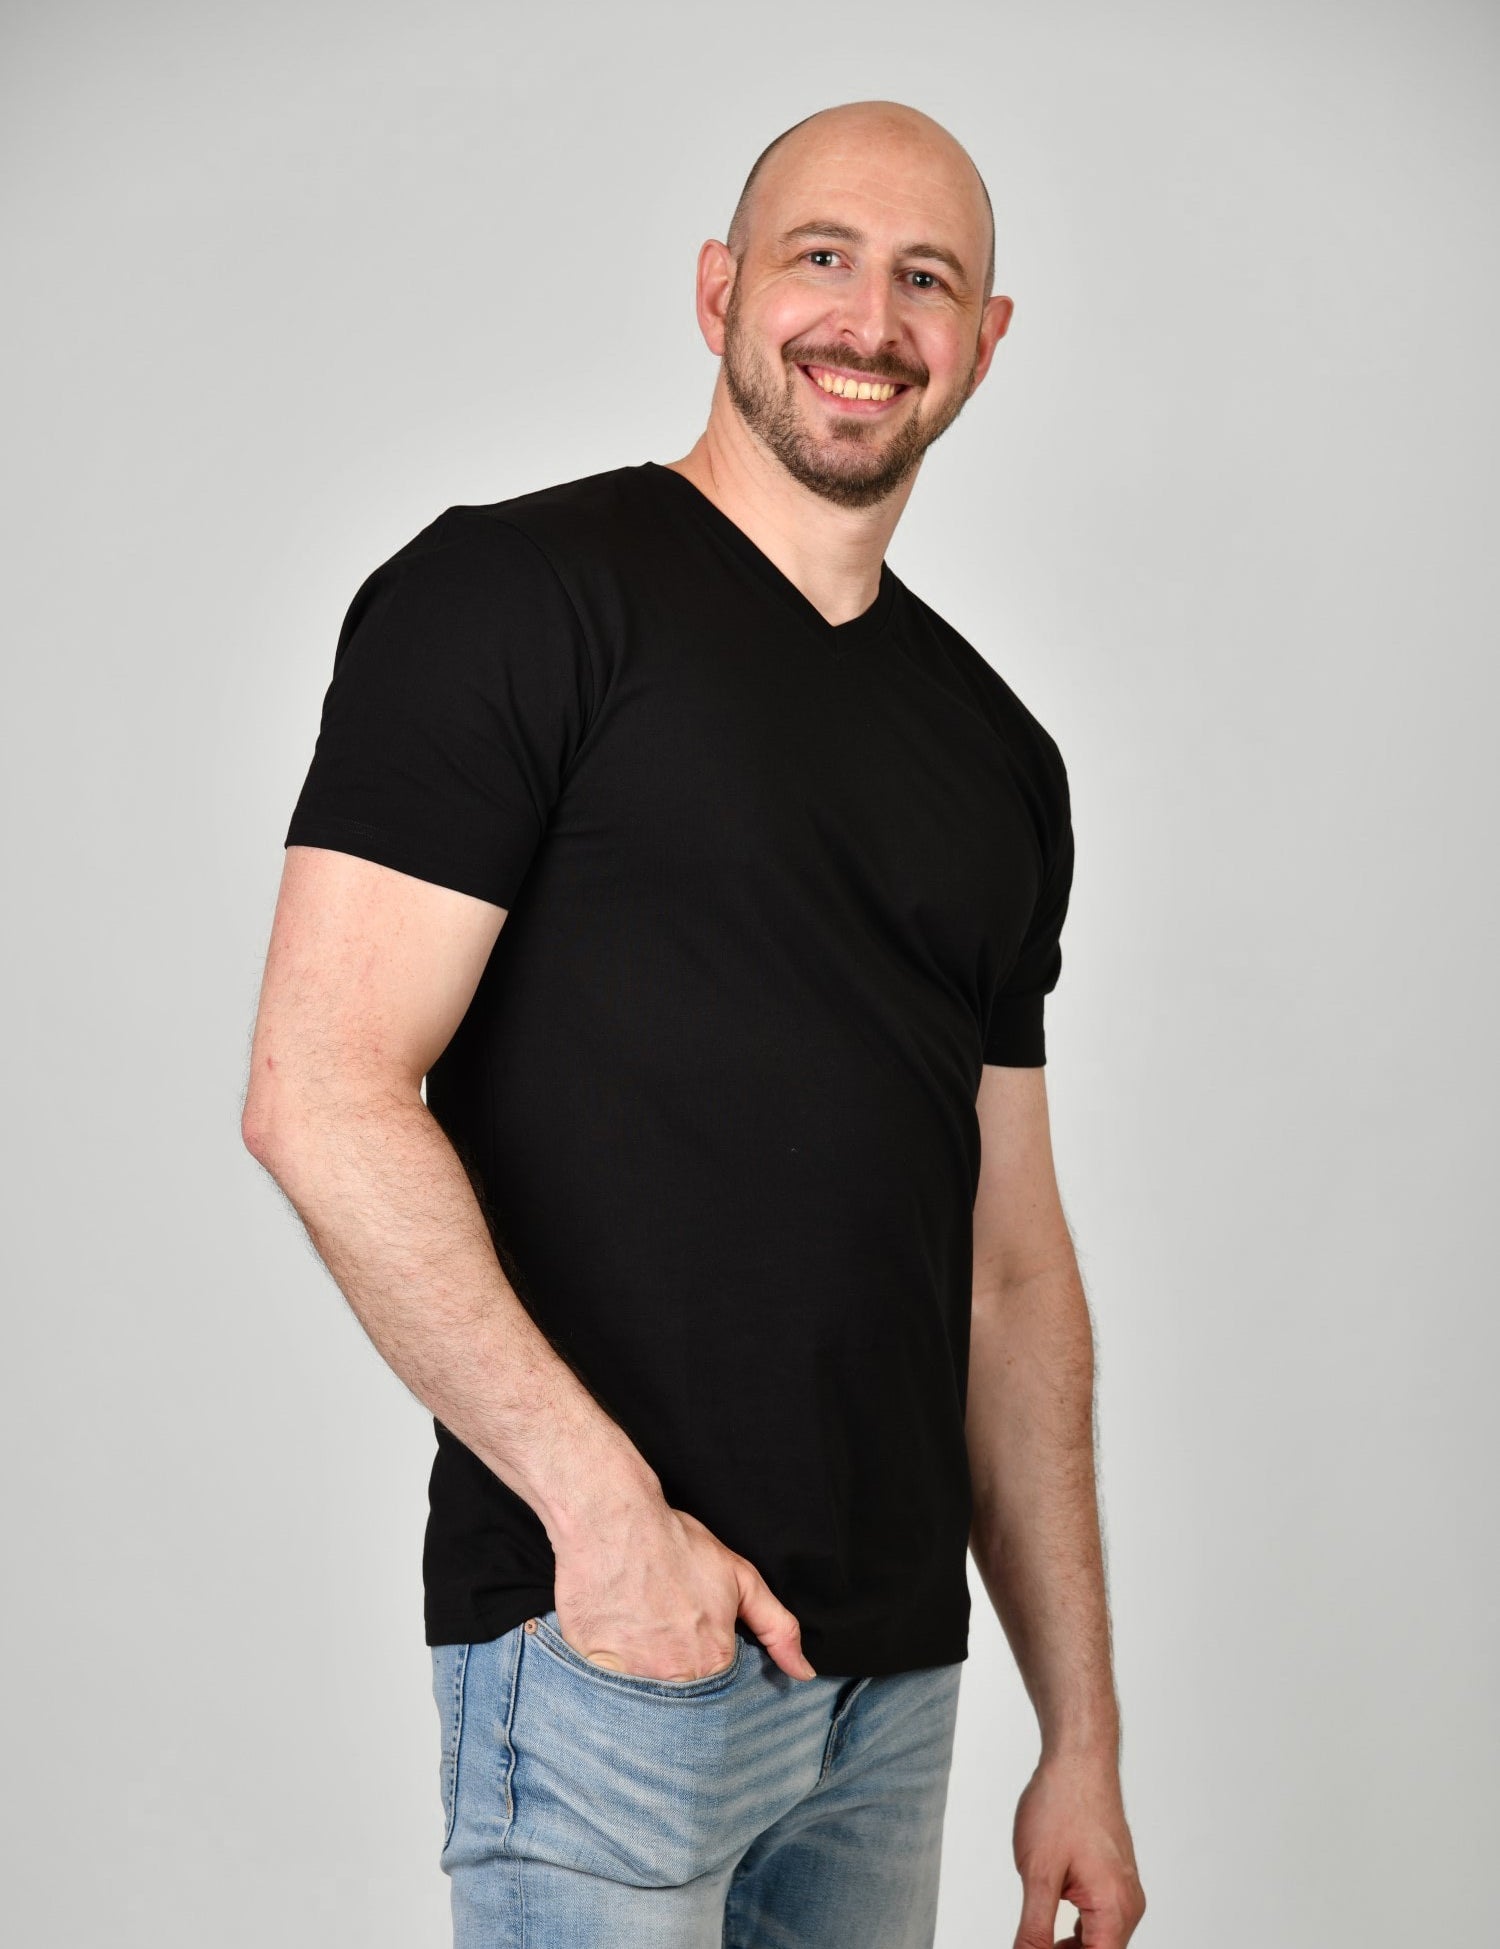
[284, 812, 521, 910]
[982, 991, 1046, 1067]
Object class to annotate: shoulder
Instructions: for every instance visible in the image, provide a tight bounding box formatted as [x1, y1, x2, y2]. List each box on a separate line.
[444, 464, 648, 584]
[322, 482, 640, 706]
[355, 465, 645, 605]
[346, 468, 653, 663]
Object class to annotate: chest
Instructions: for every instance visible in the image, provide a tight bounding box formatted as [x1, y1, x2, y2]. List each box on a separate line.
[551, 603, 1044, 1008]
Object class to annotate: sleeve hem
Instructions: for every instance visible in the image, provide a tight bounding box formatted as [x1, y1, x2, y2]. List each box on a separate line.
[284, 813, 522, 910]
[982, 991, 1047, 1067]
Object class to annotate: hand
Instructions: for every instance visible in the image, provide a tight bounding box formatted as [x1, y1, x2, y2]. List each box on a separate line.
[1011, 1753, 1146, 1948]
[552, 1501, 818, 1682]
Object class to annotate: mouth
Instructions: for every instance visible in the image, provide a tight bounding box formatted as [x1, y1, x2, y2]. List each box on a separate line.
[794, 361, 914, 414]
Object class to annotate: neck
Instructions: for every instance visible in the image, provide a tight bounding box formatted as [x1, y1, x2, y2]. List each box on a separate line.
[663, 376, 918, 629]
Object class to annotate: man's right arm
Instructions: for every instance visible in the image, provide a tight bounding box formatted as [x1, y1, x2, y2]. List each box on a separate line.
[241, 843, 814, 1682]
[241, 842, 664, 1545]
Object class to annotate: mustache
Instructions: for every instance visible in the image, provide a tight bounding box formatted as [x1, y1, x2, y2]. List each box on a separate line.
[785, 346, 928, 390]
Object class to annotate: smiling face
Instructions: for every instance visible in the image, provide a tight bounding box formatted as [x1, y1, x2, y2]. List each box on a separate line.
[711, 105, 1012, 509]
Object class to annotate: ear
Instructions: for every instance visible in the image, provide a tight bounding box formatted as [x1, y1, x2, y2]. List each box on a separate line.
[965, 294, 1015, 396]
[695, 238, 736, 357]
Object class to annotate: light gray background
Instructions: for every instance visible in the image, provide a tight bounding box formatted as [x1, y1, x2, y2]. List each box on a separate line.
[3, 2, 1495, 1943]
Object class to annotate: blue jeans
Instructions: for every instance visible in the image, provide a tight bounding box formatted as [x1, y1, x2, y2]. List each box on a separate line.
[431, 1607, 964, 1947]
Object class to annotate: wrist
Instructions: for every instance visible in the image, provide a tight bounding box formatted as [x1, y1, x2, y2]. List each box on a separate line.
[1039, 1719, 1122, 1770]
[537, 1435, 665, 1551]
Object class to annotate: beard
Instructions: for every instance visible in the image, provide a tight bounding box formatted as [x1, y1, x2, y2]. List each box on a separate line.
[721, 279, 979, 510]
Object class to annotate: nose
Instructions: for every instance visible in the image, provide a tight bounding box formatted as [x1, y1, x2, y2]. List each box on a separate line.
[830, 265, 902, 363]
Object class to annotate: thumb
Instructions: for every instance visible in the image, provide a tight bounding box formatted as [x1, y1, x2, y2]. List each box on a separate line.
[734, 1561, 817, 1679]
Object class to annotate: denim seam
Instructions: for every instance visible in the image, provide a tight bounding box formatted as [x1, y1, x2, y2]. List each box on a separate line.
[499, 1626, 524, 1832]
[443, 1642, 471, 1854]
[816, 1715, 840, 1786]
[816, 1677, 874, 1786]
[502, 1631, 528, 1946]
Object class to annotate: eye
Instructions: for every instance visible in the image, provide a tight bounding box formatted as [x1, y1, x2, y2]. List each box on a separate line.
[806, 249, 842, 268]
[906, 269, 944, 291]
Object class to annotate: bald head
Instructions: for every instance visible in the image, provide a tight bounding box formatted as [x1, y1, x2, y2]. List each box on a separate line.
[725, 100, 996, 303]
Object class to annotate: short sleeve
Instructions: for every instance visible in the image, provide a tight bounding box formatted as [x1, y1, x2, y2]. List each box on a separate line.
[284, 512, 594, 909]
[982, 762, 1075, 1067]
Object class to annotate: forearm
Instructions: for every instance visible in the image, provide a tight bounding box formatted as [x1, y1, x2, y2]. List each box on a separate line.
[966, 1256, 1120, 1764]
[248, 1086, 662, 1547]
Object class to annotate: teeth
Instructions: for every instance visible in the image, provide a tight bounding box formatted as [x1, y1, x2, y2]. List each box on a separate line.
[811, 367, 898, 401]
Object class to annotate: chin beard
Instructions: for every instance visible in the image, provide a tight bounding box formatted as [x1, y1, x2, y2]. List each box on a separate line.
[721, 324, 974, 510]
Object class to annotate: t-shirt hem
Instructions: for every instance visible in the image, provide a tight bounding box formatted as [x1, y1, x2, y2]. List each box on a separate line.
[427, 1587, 558, 1649]
[425, 1589, 970, 1678]
[803, 1625, 971, 1678]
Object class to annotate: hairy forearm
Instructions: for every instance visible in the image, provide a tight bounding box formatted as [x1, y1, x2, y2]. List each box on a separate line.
[966, 1256, 1120, 1764]
[246, 1086, 662, 1547]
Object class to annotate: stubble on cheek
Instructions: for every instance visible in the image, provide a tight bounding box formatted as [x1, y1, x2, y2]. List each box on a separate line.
[720, 286, 977, 509]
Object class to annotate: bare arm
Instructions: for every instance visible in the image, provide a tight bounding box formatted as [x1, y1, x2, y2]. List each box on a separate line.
[242, 843, 657, 1540]
[242, 844, 813, 1681]
[968, 1061, 1145, 1947]
[968, 1062, 1116, 1758]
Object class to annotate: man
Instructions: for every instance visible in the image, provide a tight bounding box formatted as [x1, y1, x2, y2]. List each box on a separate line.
[243, 97, 1145, 1949]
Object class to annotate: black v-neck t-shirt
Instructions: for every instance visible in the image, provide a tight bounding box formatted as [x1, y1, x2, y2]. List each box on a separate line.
[284, 460, 1074, 1676]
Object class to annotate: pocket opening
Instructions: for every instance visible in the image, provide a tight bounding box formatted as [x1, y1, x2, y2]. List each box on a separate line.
[530, 1611, 743, 1696]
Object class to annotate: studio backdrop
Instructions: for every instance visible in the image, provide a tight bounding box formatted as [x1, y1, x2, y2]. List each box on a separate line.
[2, 3, 1495, 1944]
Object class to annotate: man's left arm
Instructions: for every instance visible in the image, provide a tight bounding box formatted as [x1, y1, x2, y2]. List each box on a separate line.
[968, 1060, 1146, 1949]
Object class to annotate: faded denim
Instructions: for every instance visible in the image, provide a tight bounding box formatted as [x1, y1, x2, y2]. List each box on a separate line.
[431, 1607, 963, 1947]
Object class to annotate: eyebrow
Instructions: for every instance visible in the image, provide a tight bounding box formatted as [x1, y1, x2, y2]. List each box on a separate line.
[778, 219, 970, 285]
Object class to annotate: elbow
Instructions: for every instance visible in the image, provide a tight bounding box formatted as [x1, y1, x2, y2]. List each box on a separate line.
[241, 1090, 290, 1172]
[241, 1068, 315, 1173]
[241, 1067, 417, 1172]
[241, 1092, 327, 1197]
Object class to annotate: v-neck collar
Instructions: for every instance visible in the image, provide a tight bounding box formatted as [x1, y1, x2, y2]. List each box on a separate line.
[641, 461, 898, 652]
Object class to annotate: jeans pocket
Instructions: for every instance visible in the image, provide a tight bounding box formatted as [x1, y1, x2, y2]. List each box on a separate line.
[531, 1610, 743, 1695]
[511, 1615, 750, 1888]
